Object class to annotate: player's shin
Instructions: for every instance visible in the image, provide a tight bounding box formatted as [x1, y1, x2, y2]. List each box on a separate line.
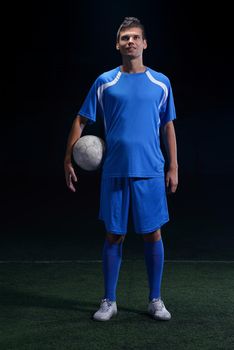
[144, 239, 164, 300]
[102, 239, 123, 301]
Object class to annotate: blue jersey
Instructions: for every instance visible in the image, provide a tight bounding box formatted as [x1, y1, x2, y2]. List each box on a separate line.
[78, 66, 176, 177]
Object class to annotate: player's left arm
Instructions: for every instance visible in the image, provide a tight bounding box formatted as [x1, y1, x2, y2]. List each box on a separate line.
[161, 121, 178, 193]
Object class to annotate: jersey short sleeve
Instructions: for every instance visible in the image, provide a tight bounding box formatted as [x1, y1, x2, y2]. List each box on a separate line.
[78, 79, 100, 124]
[159, 79, 176, 127]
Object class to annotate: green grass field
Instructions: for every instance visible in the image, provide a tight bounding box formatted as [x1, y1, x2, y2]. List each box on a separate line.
[0, 261, 233, 350]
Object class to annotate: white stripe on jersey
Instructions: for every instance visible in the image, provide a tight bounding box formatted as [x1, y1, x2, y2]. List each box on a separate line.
[97, 71, 122, 134]
[145, 71, 168, 110]
[97, 71, 122, 108]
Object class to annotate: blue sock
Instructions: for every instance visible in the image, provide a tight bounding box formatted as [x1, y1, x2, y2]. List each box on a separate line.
[102, 239, 123, 301]
[144, 239, 164, 301]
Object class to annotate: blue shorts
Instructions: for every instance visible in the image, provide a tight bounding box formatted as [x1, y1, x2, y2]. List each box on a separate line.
[99, 177, 169, 234]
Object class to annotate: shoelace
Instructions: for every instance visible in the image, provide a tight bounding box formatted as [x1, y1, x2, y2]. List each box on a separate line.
[152, 298, 164, 310]
[100, 299, 112, 312]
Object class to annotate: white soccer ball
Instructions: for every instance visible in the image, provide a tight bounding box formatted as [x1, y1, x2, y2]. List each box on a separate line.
[73, 135, 105, 171]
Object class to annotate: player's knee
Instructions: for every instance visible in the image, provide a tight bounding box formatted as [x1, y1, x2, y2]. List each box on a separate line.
[106, 233, 125, 244]
[143, 229, 161, 242]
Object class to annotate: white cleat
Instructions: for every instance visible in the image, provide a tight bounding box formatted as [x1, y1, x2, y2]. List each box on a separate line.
[148, 298, 171, 321]
[93, 299, 117, 321]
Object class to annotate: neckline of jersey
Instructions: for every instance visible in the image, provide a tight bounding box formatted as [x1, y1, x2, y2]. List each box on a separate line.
[119, 66, 148, 75]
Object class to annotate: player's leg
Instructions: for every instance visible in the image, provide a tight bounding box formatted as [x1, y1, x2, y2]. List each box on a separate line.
[131, 177, 171, 320]
[102, 232, 125, 302]
[94, 178, 129, 321]
[143, 229, 167, 312]
[143, 229, 164, 302]
[93, 233, 124, 321]
[143, 229, 163, 300]
[143, 229, 161, 242]
[143, 229, 171, 320]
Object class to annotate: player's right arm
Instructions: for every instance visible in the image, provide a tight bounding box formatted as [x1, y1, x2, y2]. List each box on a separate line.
[64, 115, 87, 192]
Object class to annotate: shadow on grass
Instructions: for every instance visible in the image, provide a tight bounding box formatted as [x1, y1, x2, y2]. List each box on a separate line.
[0, 287, 98, 312]
[0, 287, 148, 320]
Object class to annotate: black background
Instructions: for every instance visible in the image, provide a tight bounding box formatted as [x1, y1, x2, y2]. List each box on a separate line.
[2, 0, 234, 260]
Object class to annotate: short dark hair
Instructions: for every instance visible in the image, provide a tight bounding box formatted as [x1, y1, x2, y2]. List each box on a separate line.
[116, 17, 146, 42]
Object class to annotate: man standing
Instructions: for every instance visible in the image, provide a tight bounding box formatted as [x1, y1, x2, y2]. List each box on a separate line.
[64, 17, 178, 321]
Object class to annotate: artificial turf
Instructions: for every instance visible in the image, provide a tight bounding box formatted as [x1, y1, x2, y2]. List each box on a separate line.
[0, 261, 233, 350]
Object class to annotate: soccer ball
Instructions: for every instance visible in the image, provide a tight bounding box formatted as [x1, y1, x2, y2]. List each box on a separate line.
[72, 135, 105, 171]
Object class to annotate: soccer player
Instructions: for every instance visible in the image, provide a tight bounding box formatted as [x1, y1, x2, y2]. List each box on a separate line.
[64, 17, 178, 321]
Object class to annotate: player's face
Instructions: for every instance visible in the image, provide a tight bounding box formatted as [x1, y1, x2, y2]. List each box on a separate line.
[116, 27, 147, 58]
